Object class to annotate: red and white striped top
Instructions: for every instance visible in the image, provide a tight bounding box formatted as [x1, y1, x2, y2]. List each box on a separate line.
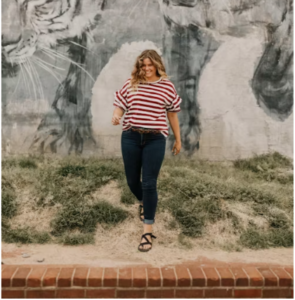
[113, 78, 182, 137]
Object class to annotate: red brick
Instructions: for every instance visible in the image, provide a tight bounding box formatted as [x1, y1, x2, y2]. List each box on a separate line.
[231, 267, 248, 286]
[284, 268, 293, 279]
[88, 268, 103, 287]
[56, 289, 85, 298]
[2, 266, 18, 287]
[270, 268, 293, 287]
[2, 290, 24, 298]
[58, 268, 74, 287]
[205, 288, 233, 298]
[175, 289, 203, 298]
[43, 268, 60, 286]
[146, 289, 175, 298]
[234, 289, 262, 298]
[26, 290, 56, 298]
[27, 267, 46, 287]
[202, 267, 220, 286]
[73, 267, 89, 287]
[257, 267, 278, 286]
[103, 268, 117, 287]
[118, 268, 132, 287]
[147, 268, 161, 287]
[216, 268, 234, 286]
[117, 289, 145, 298]
[161, 267, 176, 287]
[262, 288, 290, 298]
[243, 267, 264, 287]
[175, 266, 191, 287]
[12, 267, 31, 287]
[188, 267, 206, 287]
[86, 289, 115, 298]
[133, 268, 146, 287]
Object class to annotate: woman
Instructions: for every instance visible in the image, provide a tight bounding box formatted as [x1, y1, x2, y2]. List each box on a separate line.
[111, 49, 182, 252]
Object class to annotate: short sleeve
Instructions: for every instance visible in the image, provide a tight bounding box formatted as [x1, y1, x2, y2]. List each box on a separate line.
[113, 79, 130, 111]
[165, 84, 182, 112]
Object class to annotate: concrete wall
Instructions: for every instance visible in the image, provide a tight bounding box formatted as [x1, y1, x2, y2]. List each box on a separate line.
[2, 0, 293, 159]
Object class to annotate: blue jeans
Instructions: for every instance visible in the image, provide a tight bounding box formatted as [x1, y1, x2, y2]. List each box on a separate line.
[121, 128, 166, 224]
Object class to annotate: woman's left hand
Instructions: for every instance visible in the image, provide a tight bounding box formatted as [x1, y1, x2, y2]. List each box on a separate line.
[172, 140, 181, 155]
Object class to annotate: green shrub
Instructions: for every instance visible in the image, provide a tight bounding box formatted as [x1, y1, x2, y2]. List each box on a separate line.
[239, 227, 293, 249]
[239, 228, 269, 249]
[2, 189, 17, 218]
[51, 201, 129, 235]
[174, 209, 205, 237]
[2, 178, 17, 218]
[234, 152, 292, 172]
[268, 228, 293, 247]
[2, 226, 51, 244]
[58, 165, 86, 177]
[19, 158, 37, 169]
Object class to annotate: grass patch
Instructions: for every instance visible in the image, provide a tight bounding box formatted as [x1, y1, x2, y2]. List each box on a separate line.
[166, 194, 225, 237]
[59, 232, 95, 245]
[19, 158, 37, 169]
[2, 225, 51, 244]
[51, 201, 129, 235]
[234, 152, 293, 184]
[1, 154, 292, 251]
[234, 152, 292, 171]
[37, 159, 125, 206]
[239, 227, 293, 249]
[2, 178, 17, 218]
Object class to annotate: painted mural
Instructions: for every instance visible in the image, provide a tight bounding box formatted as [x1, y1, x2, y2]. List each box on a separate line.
[2, 0, 293, 158]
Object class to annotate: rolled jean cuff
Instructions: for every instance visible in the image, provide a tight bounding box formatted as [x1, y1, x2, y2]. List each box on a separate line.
[144, 219, 154, 225]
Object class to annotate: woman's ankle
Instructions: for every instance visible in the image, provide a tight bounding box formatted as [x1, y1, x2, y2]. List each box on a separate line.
[143, 224, 152, 233]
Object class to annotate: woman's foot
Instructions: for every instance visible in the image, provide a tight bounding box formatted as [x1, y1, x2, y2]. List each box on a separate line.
[138, 224, 156, 252]
[138, 233, 156, 252]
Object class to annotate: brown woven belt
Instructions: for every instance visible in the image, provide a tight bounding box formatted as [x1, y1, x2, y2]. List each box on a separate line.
[131, 127, 161, 134]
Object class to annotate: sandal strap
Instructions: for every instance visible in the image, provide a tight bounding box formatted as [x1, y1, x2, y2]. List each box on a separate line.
[139, 242, 151, 246]
[142, 233, 156, 239]
[141, 235, 151, 244]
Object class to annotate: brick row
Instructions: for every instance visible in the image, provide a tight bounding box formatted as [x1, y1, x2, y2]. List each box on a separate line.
[1, 288, 292, 298]
[1, 266, 293, 289]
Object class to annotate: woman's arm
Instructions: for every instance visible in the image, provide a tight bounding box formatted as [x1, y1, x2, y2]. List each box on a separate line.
[167, 111, 181, 155]
[112, 107, 125, 125]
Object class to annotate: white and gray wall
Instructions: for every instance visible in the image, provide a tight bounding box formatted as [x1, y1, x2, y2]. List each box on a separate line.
[2, 0, 293, 160]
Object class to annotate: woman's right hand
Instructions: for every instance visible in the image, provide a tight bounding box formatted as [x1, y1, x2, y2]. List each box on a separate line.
[112, 115, 121, 125]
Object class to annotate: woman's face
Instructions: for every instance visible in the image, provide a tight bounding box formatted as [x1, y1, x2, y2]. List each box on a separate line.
[142, 58, 157, 79]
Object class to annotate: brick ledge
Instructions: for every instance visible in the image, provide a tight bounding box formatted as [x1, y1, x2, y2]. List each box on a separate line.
[2, 264, 293, 298]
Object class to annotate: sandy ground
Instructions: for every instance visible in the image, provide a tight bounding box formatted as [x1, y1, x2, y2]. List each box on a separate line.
[2, 243, 293, 268]
[2, 181, 293, 268]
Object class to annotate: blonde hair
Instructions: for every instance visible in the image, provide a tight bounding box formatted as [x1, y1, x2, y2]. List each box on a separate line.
[130, 50, 168, 90]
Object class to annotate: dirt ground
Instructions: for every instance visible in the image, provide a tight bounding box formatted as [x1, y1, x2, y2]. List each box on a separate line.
[2, 239, 293, 267]
[2, 242, 293, 268]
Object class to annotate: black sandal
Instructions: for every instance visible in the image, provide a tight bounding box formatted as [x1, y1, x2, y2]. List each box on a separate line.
[138, 204, 144, 222]
[138, 233, 156, 252]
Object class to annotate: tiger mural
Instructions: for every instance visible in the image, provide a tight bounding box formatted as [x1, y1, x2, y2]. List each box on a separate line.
[2, 0, 163, 155]
[2, 0, 293, 155]
[2, 0, 106, 154]
[159, 0, 293, 153]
